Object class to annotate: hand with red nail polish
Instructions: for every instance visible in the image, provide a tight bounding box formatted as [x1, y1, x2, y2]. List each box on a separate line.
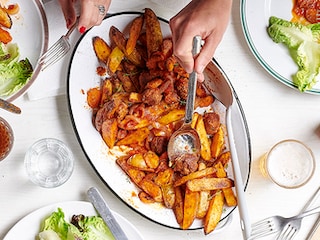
[58, 0, 111, 32]
[79, 26, 86, 34]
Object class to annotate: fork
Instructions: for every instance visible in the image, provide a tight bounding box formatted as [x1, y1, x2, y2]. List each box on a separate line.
[248, 205, 320, 240]
[276, 187, 320, 240]
[38, 20, 78, 71]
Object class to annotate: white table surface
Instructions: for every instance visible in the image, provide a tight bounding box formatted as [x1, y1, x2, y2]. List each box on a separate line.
[1, 1, 320, 239]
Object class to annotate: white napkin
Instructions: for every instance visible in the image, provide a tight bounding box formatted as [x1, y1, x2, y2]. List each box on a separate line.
[27, 0, 190, 100]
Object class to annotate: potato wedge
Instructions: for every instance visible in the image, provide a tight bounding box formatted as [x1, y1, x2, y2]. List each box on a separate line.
[161, 184, 175, 208]
[138, 191, 155, 204]
[87, 87, 101, 109]
[195, 95, 214, 108]
[0, 7, 12, 28]
[110, 26, 144, 67]
[128, 92, 142, 103]
[154, 168, 174, 186]
[174, 167, 216, 187]
[215, 162, 237, 206]
[204, 191, 224, 235]
[144, 151, 160, 169]
[92, 36, 111, 64]
[196, 190, 211, 219]
[101, 118, 118, 148]
[144, 8, 163, 58]
[117, 70, 137, 92]
[216, 151, 231, 167]
[127, 153, 148, 170]
[182, 187, 199, 229]
[222, 187, 237, 207]
[118, 116, 150, 130]
[139, 178, 163, 202]
[195, 115, 211, 161]
[186, 177, 234, 191]
[116, 156, 145, 185]
[210, 125, 225, 159]
[108, 46, 124, 74]
[0, 26, 11, 44]
[173, 186, 184, 226]
[126, 15, 144, 55]
[190, 112, 200, 129]
[100, 79, 113, 104]
[116, 127, 149, 146]
[157, 109, 185, 125]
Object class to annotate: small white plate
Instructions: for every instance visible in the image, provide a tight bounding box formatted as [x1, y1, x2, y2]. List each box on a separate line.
[2, 0, 48, 101]
[240, 0, 320, 94]
[3, 201, 144, 240]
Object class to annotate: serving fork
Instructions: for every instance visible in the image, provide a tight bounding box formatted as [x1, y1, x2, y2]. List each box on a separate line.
[38, 19, 78, 70]
[276, 187, 320, 240]
[249, 205, 320, 240]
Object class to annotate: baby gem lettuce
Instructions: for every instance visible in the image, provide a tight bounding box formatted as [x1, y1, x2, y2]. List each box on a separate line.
[0, 42, 33, 97]
[38, 208, 115, 240]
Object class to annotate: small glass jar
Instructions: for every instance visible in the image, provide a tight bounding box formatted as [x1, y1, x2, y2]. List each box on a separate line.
[0, 117, 14, 161]
[260, 139, 315, 189]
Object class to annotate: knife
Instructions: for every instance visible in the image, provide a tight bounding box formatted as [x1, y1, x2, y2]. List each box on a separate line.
[0, 98, 21, 114]
[87, 187, 129, 240]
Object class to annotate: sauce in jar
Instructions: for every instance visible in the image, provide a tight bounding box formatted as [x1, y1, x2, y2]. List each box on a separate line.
[292, 0, 320, 24]
[0, 117, 13, 161]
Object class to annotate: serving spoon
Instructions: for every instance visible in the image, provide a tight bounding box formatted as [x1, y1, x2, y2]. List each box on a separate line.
[204, 60, 251, 239]
[167, 36, 202, 167]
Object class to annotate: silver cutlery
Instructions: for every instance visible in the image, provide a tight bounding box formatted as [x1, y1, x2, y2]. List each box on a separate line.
[38, 19, 78, 71]
[249, 205, 320, 240]
[0, 98, 21, 114]
[276, 186, 320, 240]
[87, 187, 128, 240]
[307, 216, 320, 240]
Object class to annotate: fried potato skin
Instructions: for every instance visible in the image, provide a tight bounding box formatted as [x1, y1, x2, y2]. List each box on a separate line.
[144, 8, 163, 58]
[204, 191, 224, 235]
[0, 7, 12, 29]
[182, 187, 199, 229]
[126, 15, 144, 55]
[92, 36, 111, 64]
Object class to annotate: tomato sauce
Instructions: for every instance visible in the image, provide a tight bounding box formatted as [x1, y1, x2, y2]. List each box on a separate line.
[0, 119, 13, 160]
[292, 0, 320, 24]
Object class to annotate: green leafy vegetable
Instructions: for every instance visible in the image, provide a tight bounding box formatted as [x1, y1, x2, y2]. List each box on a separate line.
[71, 214, 115, 240]
[0, 42, 33, 97]
[38, 208, 115, 240]
[267, 16, 320, 92]
[39, 208, 83, 240]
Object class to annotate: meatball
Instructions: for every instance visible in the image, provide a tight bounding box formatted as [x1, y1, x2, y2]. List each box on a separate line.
[203, 112, 220, 135]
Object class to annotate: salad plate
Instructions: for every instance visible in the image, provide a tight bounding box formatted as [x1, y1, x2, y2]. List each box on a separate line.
[1, 0, 48, 101]
[240, 0, 320, 94]
[67, 12, 251, 230]
[3, 201, 143, 240]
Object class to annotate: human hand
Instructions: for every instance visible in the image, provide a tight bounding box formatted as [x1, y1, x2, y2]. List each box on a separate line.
[169, 0, 232, 81]
[58, 0, 111, 33]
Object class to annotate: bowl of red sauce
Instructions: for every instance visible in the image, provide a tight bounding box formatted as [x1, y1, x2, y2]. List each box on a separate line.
[0, 117, 14, 161]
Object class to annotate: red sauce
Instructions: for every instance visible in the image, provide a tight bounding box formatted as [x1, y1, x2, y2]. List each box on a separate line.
[0, 120, 13, 160]
[292, 0, 320, 24]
